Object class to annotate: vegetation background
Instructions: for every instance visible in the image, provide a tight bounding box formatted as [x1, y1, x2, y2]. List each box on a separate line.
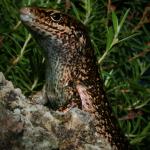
[0, 0, 150, 149]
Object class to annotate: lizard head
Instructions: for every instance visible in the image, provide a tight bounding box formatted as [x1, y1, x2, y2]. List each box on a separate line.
[20, 7, 90, 54]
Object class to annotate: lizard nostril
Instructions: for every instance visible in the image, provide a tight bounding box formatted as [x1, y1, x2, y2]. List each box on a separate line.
[20, 7, 30, 15]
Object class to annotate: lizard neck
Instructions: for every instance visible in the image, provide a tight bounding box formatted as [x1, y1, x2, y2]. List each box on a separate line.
[37, 35, 84, 109]
[36, 36, 69, 109]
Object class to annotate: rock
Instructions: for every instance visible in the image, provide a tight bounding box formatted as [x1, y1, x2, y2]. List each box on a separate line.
[0, 72, 112, 150]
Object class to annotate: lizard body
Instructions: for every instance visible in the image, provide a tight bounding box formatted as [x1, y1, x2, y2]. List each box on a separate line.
[20, 7, 129, 149]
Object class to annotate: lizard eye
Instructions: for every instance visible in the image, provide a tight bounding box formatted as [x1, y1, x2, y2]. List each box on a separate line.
[51, 13, 62, 21]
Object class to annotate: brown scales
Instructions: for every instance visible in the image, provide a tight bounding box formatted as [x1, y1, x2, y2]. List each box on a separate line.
[20, 7, 129, 150]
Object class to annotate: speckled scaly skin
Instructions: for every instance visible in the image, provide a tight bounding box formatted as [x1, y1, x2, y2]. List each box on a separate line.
[20, 7, 129, 149]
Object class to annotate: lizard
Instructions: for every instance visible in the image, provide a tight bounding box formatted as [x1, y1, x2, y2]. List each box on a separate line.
[20, 6, 129, 150]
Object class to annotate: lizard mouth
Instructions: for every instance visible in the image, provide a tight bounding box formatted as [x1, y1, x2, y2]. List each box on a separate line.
[20, 7, 36, 23]
[20, 7, 46, 35]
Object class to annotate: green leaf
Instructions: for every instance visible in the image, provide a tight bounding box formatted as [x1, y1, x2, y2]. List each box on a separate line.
[119, 8, 130, 31]
[118, 32, 141, 43]
[106, 27, 114, 50]
[71, 2, 81, 21]
[112, 11, 119, 34]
